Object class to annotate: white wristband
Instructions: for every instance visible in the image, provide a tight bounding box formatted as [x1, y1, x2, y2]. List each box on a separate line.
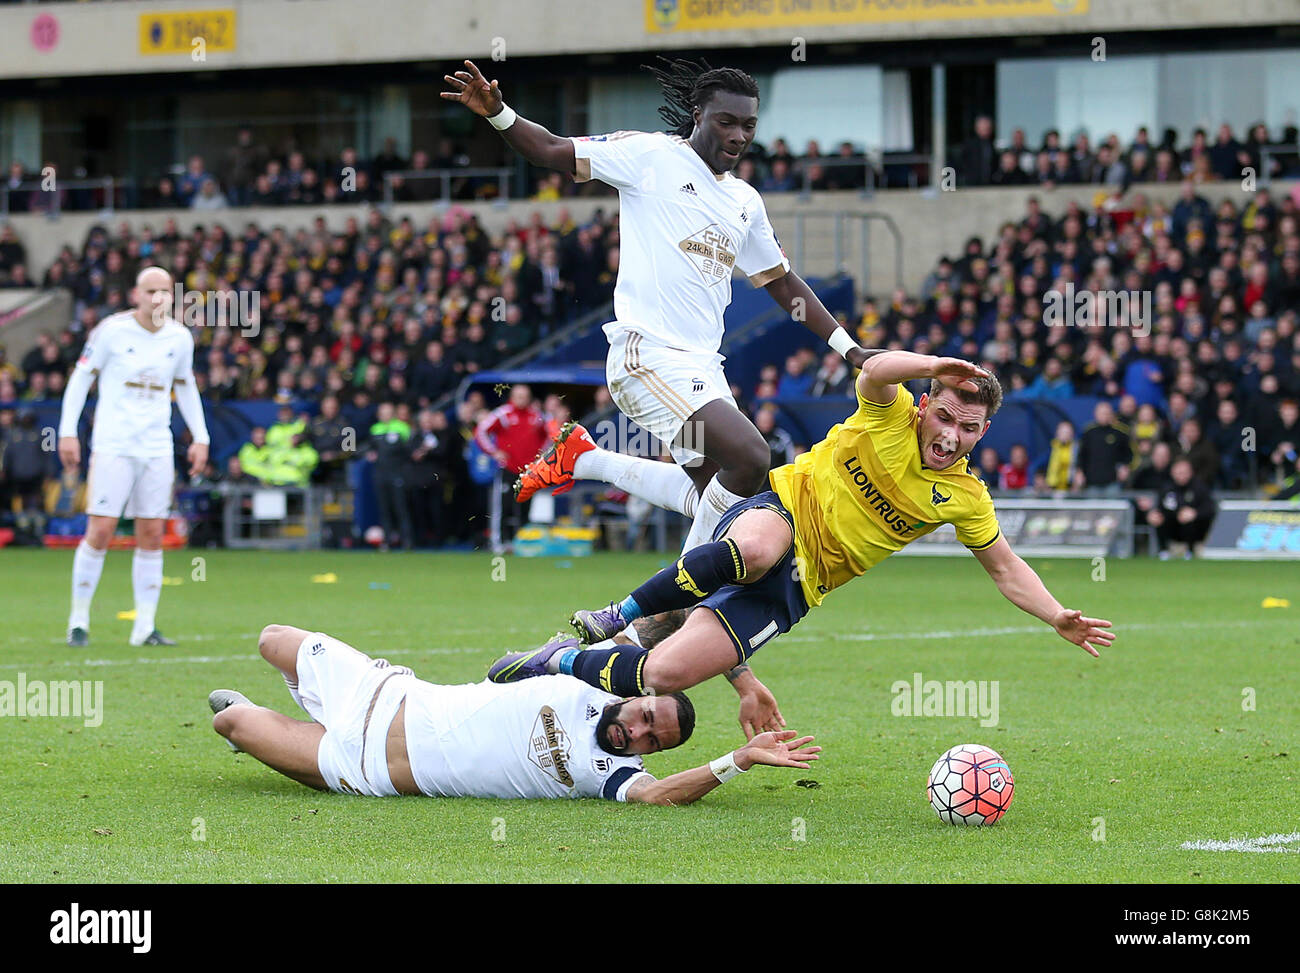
[828, 328, 858, 360]
[709, 751, 747, 783]
[487, 103, 518, 131]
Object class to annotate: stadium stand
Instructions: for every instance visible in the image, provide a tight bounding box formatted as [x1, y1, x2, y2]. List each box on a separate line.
[5, 120, 1298, 215]
[4, 173, 1300, 551]
[0, 205, 622, 547]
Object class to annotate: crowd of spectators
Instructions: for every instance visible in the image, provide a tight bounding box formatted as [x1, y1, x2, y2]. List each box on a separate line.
[1, 129, 880, 214]
[0, 204, 624, 546]
[745, 181, 1300, 557]
[4, 118, 1298, 216]
[955, 118, 1300, 190]
[0, 223, 28, 287]
[2, 133, 506, 214]
[5, 117, 1300, 554]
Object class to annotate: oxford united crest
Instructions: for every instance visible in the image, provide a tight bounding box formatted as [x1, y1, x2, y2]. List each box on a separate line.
[653, 0, 680, 31]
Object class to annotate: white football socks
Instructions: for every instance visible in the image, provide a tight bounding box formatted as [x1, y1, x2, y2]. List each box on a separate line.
[68, 540, 107, 631]
[528, 490, 556, 524]
[681, 475, 748, 553]
[130, 548, 164, 642]
[574, 448, 699, 518]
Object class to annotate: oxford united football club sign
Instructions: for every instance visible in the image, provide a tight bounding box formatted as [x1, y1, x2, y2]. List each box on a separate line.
[645, 0, 1089, 33]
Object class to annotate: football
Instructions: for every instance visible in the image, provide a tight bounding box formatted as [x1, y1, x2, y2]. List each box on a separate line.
[926, 744, 1015, 826]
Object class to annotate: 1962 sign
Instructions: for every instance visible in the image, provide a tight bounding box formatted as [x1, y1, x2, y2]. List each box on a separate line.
[139, 9, 236, 56]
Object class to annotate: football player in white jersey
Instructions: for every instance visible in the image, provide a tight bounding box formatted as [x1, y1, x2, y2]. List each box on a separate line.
[208, 620, 818, 805]
[57, 266, 209, 647]
[441, 58, 873, 560]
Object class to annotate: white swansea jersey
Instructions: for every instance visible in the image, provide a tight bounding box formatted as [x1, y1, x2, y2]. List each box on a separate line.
[572, 130, 790, 356]
[72, 312, 197, 459]
[402, 675, 651, 801]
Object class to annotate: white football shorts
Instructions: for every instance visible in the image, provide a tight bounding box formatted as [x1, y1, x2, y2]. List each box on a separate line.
[86, 453, 175, 520]
[293, 632, 415, 798]
[605, 326, 736, 465]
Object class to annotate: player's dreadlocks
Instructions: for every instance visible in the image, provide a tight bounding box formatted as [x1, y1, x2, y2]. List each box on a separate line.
[643, 56, 760, 138]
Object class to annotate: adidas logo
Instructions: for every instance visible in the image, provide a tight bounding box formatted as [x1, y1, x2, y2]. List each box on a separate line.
[692, 378, 706, 393]
[679, 183, 698, 196]
[585, 704, 599, 720]
[740, 210, 748, 223]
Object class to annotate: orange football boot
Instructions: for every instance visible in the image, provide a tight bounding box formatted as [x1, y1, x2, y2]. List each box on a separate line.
[513, 421, 596, 502]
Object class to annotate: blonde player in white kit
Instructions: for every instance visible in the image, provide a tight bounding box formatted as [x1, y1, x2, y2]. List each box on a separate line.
[442, 58, 872, 555]
[57, 266, 209, 647]
[209, 621, 819, 805]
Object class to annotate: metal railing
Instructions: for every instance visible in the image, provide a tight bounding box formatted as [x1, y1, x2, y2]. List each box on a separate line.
[380, 167, 514, 207]
[787, 210, 904, 292]
[559, 480, 684, 553]
[784, 153, 939, 198]
[790, 155, 878, 199]
[215, 482, 323, 550]
[879, 152, 940, 189]
[0, 176, 132, 219]
[0, 169, 518, 216]
[1258, 142, 1300, 186]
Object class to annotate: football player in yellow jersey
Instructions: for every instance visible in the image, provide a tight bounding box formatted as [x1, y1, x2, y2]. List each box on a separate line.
[487, 351, 1115, 736]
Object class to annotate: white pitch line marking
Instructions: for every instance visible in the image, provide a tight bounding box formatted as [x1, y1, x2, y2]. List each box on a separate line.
[782, 617, 1284, 643]
[1180, 833, 1300, 853]
[1, 617, 1288, 670]
[4, 624, 538, 648]
[0, 645, 489, 671]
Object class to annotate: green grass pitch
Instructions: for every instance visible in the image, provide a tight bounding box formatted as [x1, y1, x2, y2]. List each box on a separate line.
[0, 547, 1296, 883]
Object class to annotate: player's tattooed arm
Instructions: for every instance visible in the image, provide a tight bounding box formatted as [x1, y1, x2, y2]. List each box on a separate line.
[440, 59, 576, 176]
[725, 663, 751, 683]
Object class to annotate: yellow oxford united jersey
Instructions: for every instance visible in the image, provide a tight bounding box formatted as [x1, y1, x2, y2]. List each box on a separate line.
[769, 386, 1001, 608]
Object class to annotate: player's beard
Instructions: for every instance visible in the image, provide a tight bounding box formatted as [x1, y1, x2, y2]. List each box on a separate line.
[596, 701, 630, 755]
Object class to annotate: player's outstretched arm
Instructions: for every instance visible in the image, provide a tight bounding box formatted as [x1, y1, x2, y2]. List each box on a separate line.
[624, 731, 820, 806]
[764, 270, 880, 369]
[972, 536, 1115, 657]
[440, 59, 575, 176]
[856, 350, 989, 406]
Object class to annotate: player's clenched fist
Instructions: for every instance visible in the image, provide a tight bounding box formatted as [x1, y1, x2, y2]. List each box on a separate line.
[441, 60, 504, 118]
[187, 441, 209, 478]
[58, 435, 81, 472]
